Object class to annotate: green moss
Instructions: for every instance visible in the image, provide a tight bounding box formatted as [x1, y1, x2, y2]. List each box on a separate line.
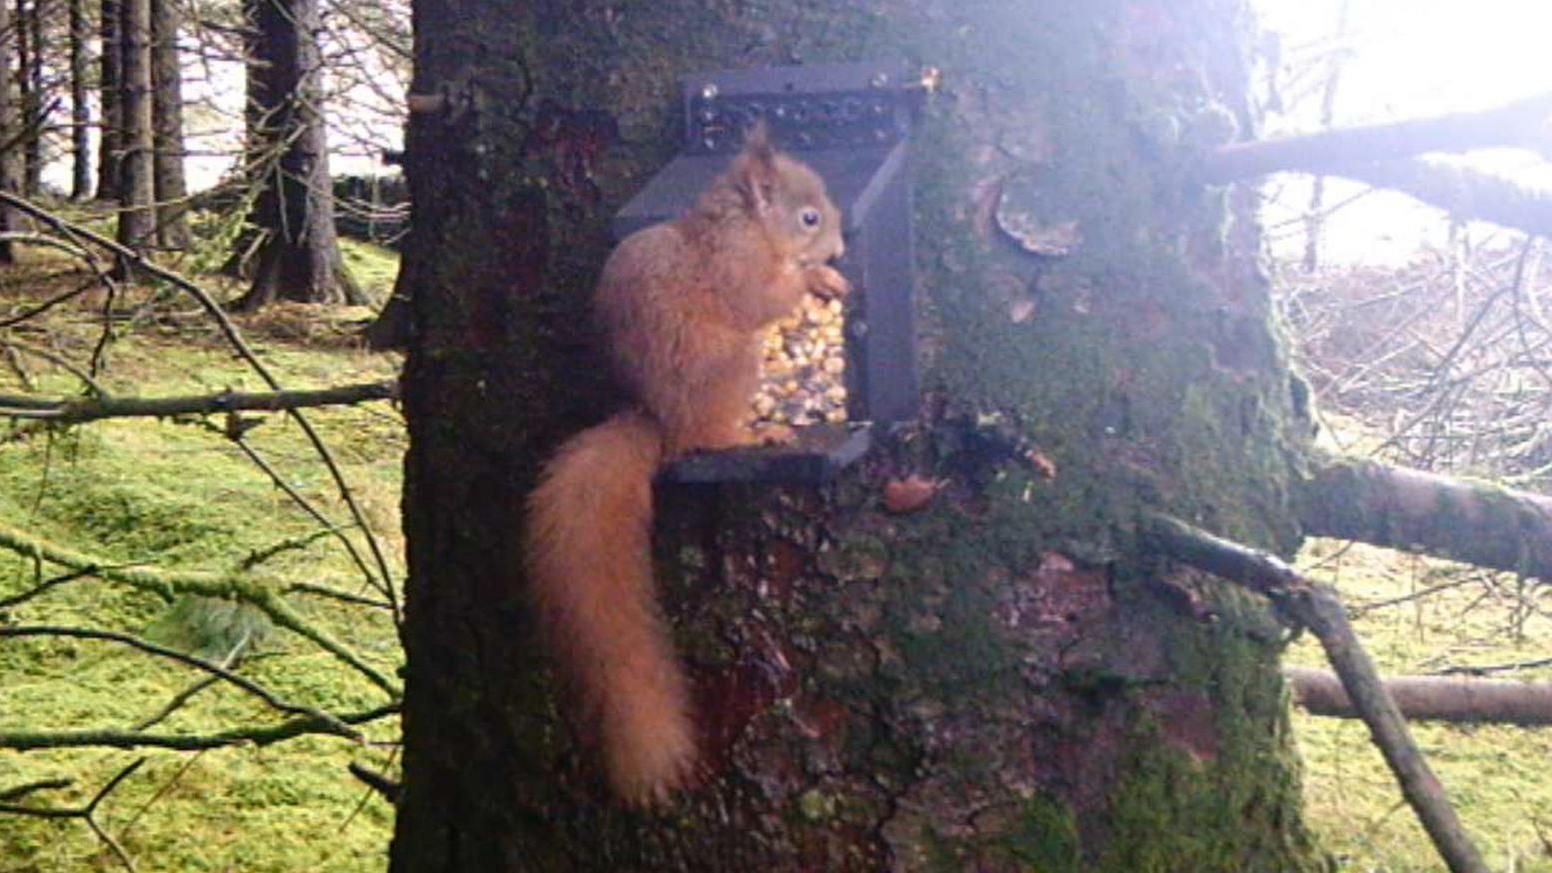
[337, 239, 401, 300]
[0, 265, 403, 871]
[998, 796, 1082, 872]
[1093, 637, 1319, 872]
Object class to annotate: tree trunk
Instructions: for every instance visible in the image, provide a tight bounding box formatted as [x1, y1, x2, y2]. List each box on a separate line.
[15, 0, 41, 196]
[114, 0, 154, 251]
[98, 0, 121, 199]
[229, 0, 363, 310]
[391, 1, 1325, 870]
[150, 0, 188, 247]
[218, 0, 265, 278]
[0, 0, 17, 263]
[69, 0, 92, 199]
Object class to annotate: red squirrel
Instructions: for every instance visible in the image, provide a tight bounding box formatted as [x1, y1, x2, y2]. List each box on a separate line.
[523, 125, 848, 804]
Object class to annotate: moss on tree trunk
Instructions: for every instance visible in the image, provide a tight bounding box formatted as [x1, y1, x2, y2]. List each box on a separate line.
[392, 0, 1326, 869]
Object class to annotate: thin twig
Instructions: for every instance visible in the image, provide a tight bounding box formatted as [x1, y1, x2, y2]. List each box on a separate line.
[0, 625, 357, 736]
[0, 758, 147, 873]
[0, 703, 400, 751]
[0, 379, 398, 423]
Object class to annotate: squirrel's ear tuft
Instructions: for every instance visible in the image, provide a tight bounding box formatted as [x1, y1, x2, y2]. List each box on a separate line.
[733, 120, 779, 213]
[743, 119, 776, 162]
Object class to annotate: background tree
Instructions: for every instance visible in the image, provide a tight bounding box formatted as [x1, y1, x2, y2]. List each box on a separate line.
[69, 0, 91, 198]
[115, 0, 154, 249]
[230, 0, 363, 310]
[14, 0, 46, 196]
[98, 0, 121, 198]
[389, 0, 1332, 868]
[150, 0, 187, 246]
[0, 0, 18, 263]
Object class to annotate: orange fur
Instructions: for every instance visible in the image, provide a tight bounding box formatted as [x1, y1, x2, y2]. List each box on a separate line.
[523, 127, 847, 804]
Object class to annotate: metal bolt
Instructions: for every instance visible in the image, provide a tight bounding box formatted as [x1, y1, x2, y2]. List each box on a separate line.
[701, 83, 719, 100]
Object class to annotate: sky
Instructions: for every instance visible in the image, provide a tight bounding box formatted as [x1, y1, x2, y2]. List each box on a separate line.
[1253, 0, 1552, 263]
[45, 1, 1552, 266]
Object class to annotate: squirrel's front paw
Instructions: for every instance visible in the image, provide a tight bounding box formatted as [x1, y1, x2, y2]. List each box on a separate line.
[751, 423, 796, 446]
[806, 265, 850, 300]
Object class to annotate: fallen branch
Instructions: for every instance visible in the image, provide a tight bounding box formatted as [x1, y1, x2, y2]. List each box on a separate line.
[0, 380, 398, 424]
[1202, 92, 1552, 182]
[0, 703, 400, 751]
[1145, 512, 1488, 873]
[1287, 667, 1552, 726]
[1299, 453, 1552, 581]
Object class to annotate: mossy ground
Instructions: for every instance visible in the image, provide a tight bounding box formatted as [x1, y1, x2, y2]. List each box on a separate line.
[0, 232, 402, 871]
[1291, 535, 1552, 872]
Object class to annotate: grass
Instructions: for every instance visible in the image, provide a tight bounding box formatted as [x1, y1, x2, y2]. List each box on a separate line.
[0, 229, 404, 871]
[1291, 538, 1552, 871]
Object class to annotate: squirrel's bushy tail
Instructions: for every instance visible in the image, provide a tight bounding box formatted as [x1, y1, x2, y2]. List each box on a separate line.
[523, 410, 694, 804]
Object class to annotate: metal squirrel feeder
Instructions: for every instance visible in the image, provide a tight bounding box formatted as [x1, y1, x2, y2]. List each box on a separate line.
[614, 61, 922, 484]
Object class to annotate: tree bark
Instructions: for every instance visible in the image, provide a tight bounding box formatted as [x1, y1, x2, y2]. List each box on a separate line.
[229, 0, 363, 310]
[98, 0, 122, 199]
[150, 0, 188, 247]
[391, 1, 1325, 870]
[69, 0, 92, 199]
[114, 0, 154, 251]
[14, 0, 44, 196]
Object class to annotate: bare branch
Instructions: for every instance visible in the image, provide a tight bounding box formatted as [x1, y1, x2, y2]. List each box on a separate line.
[0, 777, 72, 803]
[1342, 159, 1552, 239]
[0, 626, 357, 735]
[0, 379, 398, 424]
[0, 758, 147, 873]
[1300, 453, 1552, 580]
[1204, 91, 1552, 183]
[346, 761, 401, 803]
[0, 703, 399, 751]
[1145, 512, 1489, 873]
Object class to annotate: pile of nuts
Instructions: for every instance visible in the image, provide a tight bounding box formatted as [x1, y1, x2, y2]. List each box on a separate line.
[752, 295, 848, 426]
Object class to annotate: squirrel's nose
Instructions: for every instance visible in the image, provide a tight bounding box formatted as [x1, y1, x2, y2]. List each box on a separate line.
[833, 241, 845, 260]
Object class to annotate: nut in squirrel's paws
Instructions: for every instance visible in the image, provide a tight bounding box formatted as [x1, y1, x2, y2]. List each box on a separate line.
[806, 265, 850, 300]
[751, 423, 796, 446]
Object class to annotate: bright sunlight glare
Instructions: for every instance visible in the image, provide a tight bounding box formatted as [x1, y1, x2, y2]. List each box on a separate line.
[1254, 0, 1552, 263]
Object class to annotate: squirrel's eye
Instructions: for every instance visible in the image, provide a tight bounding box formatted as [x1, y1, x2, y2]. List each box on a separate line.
[800, 207, 822, 228]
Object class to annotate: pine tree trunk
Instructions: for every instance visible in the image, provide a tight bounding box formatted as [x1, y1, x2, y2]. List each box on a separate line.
[150, 0, 188, 247]
[98, 0, 122, 199]
[0, 0, 17, 263]
[229, 0, 363, 310]
[391, 1, 1326, 869]
[14, 0, 40, 196]
[69, 0, 92, 199]
[114, 0, 154, 250]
